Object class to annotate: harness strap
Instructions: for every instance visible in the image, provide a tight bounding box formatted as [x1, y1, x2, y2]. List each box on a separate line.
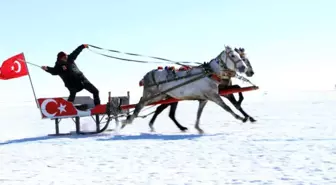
[140, 72, 210, 104]
[146, 69, 206, 88]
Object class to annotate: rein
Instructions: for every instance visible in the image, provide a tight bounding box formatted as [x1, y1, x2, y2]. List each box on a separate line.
[87, 44, 256, 86]
[88, 44, 202, 66]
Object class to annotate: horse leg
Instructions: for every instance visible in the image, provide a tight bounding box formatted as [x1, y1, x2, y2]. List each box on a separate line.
[227, 85, 244, 106]
[208, 93, 248, 122]
[225, 93, 256, 122]
[224, 85, 257, 122]
[149, 103, 170, 132]
[122, 94, 164, 129]
[114, 117, 119, 130]
[195, 100, 208, 134]
[168, 102, 188, 132]
[236, 91, 256, 122]
[121, 99, 145, 129]
[236, 92, 244, 106]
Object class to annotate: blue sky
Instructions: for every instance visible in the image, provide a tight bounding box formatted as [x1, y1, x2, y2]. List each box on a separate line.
[0, 0, 335, 104]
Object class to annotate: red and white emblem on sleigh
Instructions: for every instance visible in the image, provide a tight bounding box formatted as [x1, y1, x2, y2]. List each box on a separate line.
[37, 98, 91, 119]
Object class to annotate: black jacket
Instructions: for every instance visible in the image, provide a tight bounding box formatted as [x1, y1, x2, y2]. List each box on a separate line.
[46, 44, 88, 90]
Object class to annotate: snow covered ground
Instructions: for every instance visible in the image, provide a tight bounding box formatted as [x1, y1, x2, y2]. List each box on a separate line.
[1, 90, 336, 185]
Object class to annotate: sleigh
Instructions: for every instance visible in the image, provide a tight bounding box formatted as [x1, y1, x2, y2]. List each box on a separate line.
[1, 45, 259, 136]
[37, 85, 258, 136]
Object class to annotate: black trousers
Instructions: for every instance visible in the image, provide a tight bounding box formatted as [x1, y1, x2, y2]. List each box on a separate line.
[67, 81, 101, 106]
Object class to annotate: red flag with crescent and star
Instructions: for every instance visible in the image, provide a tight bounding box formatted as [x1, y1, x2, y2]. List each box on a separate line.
[0, 53, 29, 80]
[37, 98, 80, 118]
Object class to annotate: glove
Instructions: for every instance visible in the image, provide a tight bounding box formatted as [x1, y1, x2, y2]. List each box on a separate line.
[83, 44, 89, 48]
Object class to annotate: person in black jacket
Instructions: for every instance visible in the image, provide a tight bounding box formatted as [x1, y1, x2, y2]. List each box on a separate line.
[41, 44, 101, 106]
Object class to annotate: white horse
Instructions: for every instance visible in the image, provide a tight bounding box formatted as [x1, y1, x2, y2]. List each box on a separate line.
[122, 46, 250, 133]
[147, 47, 256, 132]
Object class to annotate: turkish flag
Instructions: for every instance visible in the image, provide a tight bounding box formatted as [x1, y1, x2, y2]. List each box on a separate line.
[0, 53, 29, 80]
[38, 98, 79, 118]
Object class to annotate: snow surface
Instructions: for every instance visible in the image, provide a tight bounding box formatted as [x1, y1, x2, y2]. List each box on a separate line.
[1, 90, 336, 185]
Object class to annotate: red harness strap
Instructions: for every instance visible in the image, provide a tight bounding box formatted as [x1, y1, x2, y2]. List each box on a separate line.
[210, 74, 222, 82]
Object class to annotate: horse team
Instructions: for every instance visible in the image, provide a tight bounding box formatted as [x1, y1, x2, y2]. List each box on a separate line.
[121, 46, 256, 134]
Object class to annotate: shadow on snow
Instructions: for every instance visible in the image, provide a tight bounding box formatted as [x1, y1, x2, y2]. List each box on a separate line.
[0, 132, 224, 146]
[96, 133, 223, 141]
[0, 133, 109, 146]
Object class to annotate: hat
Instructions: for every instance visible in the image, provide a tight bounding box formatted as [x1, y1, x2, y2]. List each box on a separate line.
[57, 51, 67, 59]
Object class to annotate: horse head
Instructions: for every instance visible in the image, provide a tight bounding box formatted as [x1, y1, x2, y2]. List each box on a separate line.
[234, 47, 254, 77]
[210, 45, 248, 78]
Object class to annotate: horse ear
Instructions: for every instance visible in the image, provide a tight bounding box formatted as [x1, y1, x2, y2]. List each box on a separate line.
[239, 48, 245, 52]
[234, 48, 239, 52]
[225, 45, 232, 51]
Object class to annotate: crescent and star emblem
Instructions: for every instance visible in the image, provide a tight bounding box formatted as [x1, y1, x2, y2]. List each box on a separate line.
[11, 61, 22, 73]
[41, 99, 67, 118]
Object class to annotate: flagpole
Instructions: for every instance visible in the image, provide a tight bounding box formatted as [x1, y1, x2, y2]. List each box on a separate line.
[22, 53, 39, 108]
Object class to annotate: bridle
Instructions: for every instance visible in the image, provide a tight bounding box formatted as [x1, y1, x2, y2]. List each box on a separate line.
[216, 48, 244, 77]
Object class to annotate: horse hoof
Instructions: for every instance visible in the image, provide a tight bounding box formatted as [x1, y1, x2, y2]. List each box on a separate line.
[120, 123, 126, 129]
[196, 128, 204, 134]
[180, 127, 188, 132]
[242, 117, 248, 123]
[249, 117, 257, 122]
[121, 120, 130, 129]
